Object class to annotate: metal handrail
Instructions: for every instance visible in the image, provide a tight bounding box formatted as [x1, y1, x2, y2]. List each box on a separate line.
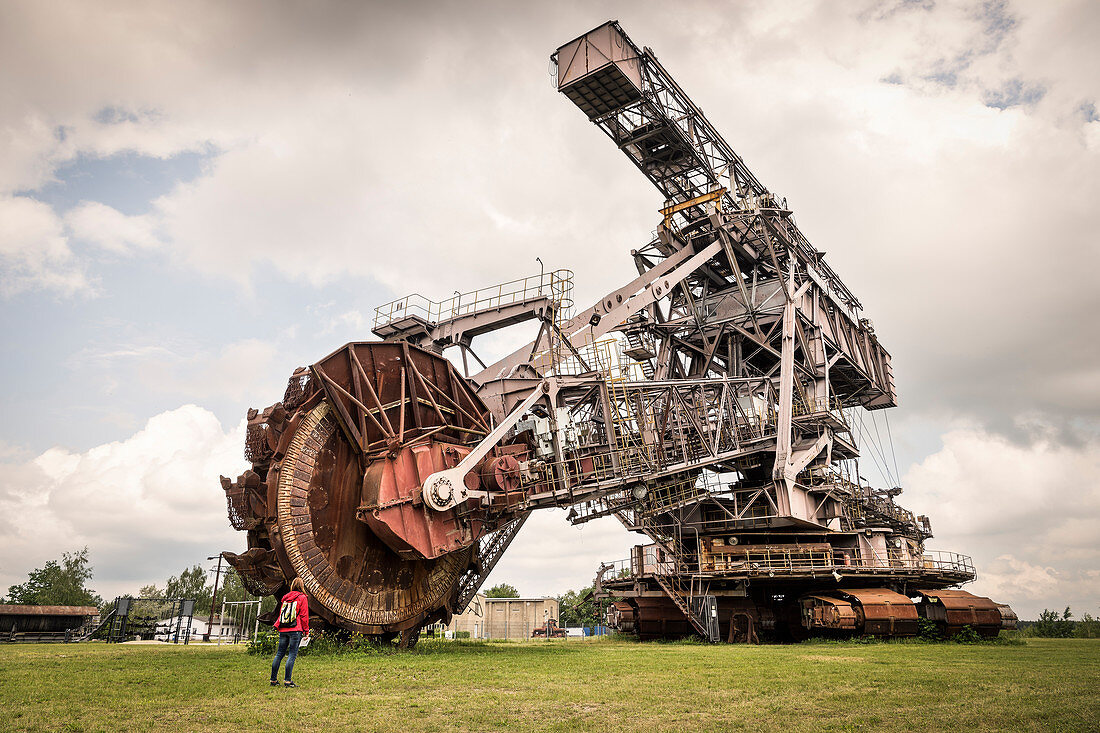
[373, 269, 574, 328]
[792, 395, 846, 420]
[601, 547, 975, 579]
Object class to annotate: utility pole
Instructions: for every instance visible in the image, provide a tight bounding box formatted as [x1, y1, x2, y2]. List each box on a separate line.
[206, 554, 223, 641]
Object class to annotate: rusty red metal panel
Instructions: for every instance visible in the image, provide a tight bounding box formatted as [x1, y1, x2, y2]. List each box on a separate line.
[916, 589, 1003, 638]
[359, 441, 486, 559]
[997, 603, 1019, 630]
[840, 588, 918, 637]
[801, 594, 858, 631]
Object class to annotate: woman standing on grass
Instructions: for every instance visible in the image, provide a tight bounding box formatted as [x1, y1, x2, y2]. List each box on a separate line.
[270, 577, 310, 688]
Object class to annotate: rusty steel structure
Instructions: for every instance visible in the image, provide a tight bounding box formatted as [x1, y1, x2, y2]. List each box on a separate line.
[221, 21, 1015, 644]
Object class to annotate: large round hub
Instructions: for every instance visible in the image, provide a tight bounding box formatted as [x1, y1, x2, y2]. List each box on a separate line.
[426, 474, 455, 509]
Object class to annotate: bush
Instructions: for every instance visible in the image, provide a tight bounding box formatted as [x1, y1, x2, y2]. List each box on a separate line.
[247, 631, 278, 656]
[653, 636, 705, 645]
[952, 625, 982, 644]
[300, 630, 342, 655]
[800, 627, 1023, 646]
[989, 631, 1026, 646]
[917, 618, 942, 641]
[849, 635, 884, 645]
[247, 629, 382, 657]
[412, 639, 491, 654]
[345, 632, 383, 653]
[1074, 613, 1100, 638]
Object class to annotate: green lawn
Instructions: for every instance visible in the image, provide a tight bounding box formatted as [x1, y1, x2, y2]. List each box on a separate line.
[1, 638, 1097, 732]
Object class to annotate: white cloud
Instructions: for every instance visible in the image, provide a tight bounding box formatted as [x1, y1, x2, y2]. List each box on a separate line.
[181, 339, 282, 403]
[65, 201, 159, 253]
[979, 555, 1061, 603]
[904, 425, 1100, 618]
[315, 307, 372, 337]
[0, 195, 91, 295]
[0, 405, 247, 599]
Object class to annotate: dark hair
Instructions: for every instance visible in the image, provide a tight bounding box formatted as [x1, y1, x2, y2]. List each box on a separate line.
[290, 577, 305, 594]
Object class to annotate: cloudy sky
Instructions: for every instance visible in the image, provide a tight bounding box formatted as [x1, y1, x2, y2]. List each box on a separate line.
[1, 0, 1096, 620]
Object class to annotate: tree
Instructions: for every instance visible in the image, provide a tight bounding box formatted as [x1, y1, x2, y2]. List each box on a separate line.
[165, 565, 213, 612]
[139, 584, 163, 598]
[485, 583, 520, 598]
[1034, 607, 1075, 638]
[217, 569, 251, 605]
[557, 585, 615, 628]
[214, 569, 275, 614]
[6, 547, 102, 607]
[128, 584, 166, 621]
[1075, 612, 1100, 639]
[557, 588, 590, 627]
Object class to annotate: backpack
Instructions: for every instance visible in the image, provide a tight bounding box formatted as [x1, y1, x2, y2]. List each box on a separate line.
[278, 597, 299, 629]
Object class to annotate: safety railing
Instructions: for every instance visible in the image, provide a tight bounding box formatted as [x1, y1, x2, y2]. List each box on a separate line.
[373, 269, 574, 329]
[603, 546, 976, 580]
[697, 546, 975, 578]
[523, 414, 780, 510]
[920, 550, 975, 575]
[601, 557, 636, 580]
[699, 546, 834, 574]
[524, 443, 661, 509]
[737, 192, 789, 213]
[548, 337, 644, 379]
[567, 471, 748, 527]
[638, 474, 710, 516]
[600, 551, 698, 581]
[792, 395, 847, 423]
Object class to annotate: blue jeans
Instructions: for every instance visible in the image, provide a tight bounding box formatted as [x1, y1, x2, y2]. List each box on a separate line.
[270, 631, 303, 682]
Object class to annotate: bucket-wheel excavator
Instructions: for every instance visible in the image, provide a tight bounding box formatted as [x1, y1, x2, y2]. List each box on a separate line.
[220, 21, 1015, 644]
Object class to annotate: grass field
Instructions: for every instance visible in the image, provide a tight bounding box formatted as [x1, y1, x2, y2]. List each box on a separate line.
[2, 637, 1098, 732]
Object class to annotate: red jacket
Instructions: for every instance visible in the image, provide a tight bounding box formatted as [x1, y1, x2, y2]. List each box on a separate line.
[274, 590, 309, 634]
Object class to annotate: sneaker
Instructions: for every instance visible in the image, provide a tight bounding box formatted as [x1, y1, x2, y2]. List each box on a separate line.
[284, 681, 298, 688]
[270, 680, 279, 686]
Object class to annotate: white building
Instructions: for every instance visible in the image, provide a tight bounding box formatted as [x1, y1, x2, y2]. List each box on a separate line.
[155, 614, 242, 641]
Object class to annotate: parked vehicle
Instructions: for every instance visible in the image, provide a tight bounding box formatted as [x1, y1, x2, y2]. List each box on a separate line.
[531, 619, 566, 638]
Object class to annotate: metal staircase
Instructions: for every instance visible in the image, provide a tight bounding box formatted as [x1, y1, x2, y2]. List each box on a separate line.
[650, 573, 719, 642]
[455, 513, 531, 612]
[620, 506, 720, 642]
[623, 329, 656, 378]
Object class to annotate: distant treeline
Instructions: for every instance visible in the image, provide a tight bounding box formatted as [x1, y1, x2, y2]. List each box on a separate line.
[1016, 608, 1100, 638]
[3, 547, 272, 617]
